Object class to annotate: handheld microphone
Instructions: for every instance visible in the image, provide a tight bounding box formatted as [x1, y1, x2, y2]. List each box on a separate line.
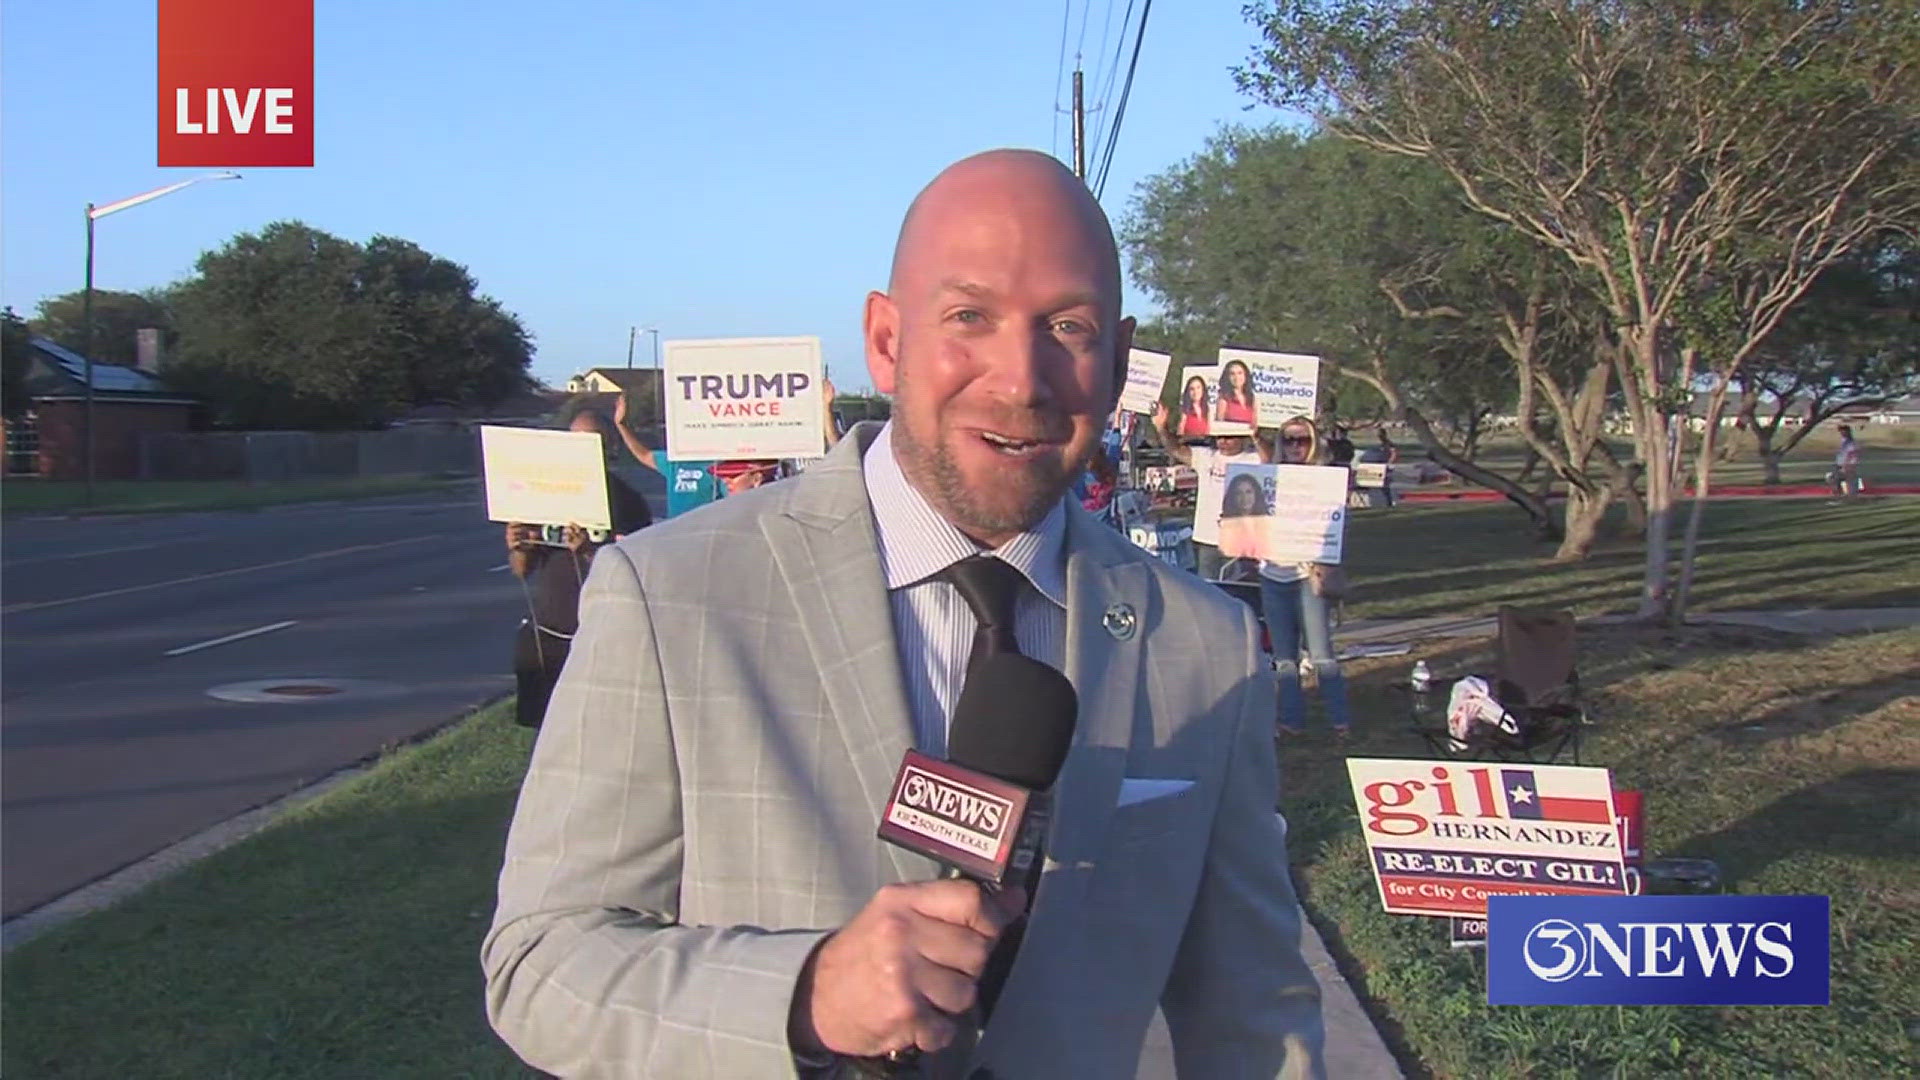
[876, 652, 1078, 890]
[859, 653, 1078, 1077]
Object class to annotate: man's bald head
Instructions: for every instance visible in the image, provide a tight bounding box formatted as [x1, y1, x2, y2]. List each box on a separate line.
[888, 149, 1122, 318]
[863, 148, 1135, 547]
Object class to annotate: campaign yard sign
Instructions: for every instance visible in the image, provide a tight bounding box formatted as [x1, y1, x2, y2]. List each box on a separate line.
[663, 337, 824, 460]
[1118, 348, 1173, 415]
[479, 426, 612, 532]
[1346, 758, 1630, 919]
[1219, 348, 1319, 428]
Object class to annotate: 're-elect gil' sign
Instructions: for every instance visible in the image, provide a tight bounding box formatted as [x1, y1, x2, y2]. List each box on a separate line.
[662, 336, 825, 460]
[1346, 758, 1629, 919]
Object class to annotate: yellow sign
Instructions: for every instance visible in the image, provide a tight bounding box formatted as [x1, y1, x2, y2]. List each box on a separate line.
[480, 426, 612, 531]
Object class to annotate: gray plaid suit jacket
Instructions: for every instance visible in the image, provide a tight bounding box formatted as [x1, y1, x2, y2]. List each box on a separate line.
[483, 423, 1325, 1079]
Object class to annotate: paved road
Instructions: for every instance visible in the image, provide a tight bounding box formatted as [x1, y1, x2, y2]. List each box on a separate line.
[1, 471, 663, 919]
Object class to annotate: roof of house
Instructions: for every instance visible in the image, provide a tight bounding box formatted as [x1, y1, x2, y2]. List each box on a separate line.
[25, 337, 194, 402]
[576, 367, 662, 392]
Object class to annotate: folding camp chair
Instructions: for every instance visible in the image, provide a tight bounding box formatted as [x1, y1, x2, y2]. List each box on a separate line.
[1412, 606, 1586, 764]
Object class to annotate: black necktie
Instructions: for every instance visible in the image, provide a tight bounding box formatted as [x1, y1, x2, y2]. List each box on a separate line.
[937, 555, 1037, 1027]
[939, 554, 1026, 671]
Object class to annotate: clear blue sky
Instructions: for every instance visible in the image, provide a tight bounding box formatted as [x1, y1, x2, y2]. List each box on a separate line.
[3, 0, 1283, 392]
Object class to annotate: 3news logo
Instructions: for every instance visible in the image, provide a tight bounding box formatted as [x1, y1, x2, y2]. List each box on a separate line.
[1487, 895, 1829, 1006]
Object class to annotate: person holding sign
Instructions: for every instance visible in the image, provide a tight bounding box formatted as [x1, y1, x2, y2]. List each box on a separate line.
[1260, 416, 1353, 737]
[1214, 359, 1257, 428]
[1148, 402, 1267, 580]
[506, 407, 655, 730]
[616, 378, 841, 513]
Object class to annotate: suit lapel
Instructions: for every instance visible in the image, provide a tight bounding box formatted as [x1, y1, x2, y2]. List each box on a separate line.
[761, 426, 924, 884]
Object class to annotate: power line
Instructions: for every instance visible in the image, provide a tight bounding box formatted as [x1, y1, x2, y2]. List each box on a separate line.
[1051, 0, 1073, 159]
[1092, 0, 1151, 201]
[1074, 0, 1096, 67]
[1088, 0, 1138, 176]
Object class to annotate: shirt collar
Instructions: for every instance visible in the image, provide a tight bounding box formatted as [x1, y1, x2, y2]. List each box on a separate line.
[862, 422, 1068, 609]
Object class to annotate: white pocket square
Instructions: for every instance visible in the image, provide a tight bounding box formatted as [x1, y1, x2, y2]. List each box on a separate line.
[1116, 778, 1195, 808]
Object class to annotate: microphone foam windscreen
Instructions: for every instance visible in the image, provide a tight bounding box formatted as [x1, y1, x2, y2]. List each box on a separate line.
[946, 653, 1079, 791]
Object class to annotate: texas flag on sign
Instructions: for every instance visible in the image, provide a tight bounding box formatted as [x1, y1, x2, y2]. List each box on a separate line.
[1501, 768, 1613, 824]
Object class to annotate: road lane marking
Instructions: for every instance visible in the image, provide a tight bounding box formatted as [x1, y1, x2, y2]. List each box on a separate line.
[487, 563, 510, 573]
[165, 620, 299, 657]
[0, 534, 449, 615]
[1, 538, 193, 568]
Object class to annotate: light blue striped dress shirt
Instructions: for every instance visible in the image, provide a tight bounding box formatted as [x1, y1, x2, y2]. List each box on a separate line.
[862, 422, 1069, 758]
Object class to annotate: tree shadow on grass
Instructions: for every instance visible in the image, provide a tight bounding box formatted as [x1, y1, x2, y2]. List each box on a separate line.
[1701, 670, 1920, 750]
[1661, 768, 1920, 891]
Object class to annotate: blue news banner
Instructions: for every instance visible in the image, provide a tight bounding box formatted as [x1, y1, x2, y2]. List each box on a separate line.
[1486, 895, 1829, 1006]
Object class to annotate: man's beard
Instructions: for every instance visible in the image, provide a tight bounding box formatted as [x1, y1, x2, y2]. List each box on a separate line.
[892, 378, 1077, 539]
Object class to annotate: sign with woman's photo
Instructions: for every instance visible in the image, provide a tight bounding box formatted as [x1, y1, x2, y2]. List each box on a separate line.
[1209, 357, 1257, 436]
[1214, 463, 1350, 564]
[1219, 348, 1321, 428]
[1174, 366, 1218, 440]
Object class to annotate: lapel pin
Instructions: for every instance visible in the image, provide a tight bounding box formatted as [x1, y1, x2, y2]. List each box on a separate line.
[1102, 602, 1138, 641]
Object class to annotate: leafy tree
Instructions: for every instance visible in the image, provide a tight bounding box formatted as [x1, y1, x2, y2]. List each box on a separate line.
[2, 307, 32, 419]
[163, 221, 533, 429]
[1123, 127, 1606, 545]
[31, 289, 173, 367]
[1239, 0, 1920, 618]
[1733, 239, 1920, 483]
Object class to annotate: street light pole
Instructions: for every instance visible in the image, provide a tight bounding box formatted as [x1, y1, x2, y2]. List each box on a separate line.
[79, 170, 240, 505]
[646, 327, 660, 368]
[82, 208, 97, 504]
[626, 325, 637, 369]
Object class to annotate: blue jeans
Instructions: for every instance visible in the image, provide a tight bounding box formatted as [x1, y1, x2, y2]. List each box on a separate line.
[1261, 575, 1353, 732]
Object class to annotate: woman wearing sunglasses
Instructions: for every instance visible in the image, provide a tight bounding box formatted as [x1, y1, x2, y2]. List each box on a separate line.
[1261, 415, 1353, 736]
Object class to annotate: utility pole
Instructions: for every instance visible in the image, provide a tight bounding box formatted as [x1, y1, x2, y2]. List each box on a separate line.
[1071, 69, 1087, 180]
[626, 325, 636, 369]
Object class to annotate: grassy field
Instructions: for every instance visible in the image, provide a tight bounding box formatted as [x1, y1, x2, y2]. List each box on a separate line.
[1288, 626, 1920, 1078]
[0, 702, 541, 1079]
[1343, 496, 1920, 622]
[0, 474, 474, 517]
[1447, 422, 1920, 491]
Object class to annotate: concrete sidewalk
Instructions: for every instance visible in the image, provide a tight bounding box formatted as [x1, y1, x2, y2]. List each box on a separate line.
[1336, 606, 1920, 648]
[1134, 913, 1403, 1079]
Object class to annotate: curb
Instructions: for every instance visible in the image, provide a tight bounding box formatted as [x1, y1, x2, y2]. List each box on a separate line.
[0, 695, 506, 954]
[0, 761, 373, 953]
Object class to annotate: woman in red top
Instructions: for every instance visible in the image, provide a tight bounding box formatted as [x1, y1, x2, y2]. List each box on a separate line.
[1179, 374, 1211, 438]
[1215, 359, 1257, 427]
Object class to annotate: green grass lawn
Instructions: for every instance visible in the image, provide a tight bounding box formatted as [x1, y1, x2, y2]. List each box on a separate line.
[1343, 496, 1920, 622]
[0, 474, 475, 517]
[0, 702, 541, 1080]
[1288, 627, 1920, 1078]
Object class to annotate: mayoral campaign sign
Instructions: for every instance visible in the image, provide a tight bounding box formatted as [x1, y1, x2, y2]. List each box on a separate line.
[1216, 463, 1350, 564]
[480, 426, 612, 532]
[1118, 348, 1173, 415]
[663, 336, 824, 460]
[1220, 347, 1320, 428]
[1346, 758, 1629, 919]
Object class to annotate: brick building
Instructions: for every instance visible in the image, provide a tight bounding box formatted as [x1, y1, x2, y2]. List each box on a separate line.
[3, 338, 197, 480]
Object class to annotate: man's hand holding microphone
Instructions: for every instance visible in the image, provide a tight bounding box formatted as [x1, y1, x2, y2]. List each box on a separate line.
[789, 879, 1026, 1059]
[789, 650, 1080, 1071]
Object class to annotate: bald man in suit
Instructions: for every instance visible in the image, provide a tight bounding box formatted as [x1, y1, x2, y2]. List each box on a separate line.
[484, 150, 1325, 1079]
